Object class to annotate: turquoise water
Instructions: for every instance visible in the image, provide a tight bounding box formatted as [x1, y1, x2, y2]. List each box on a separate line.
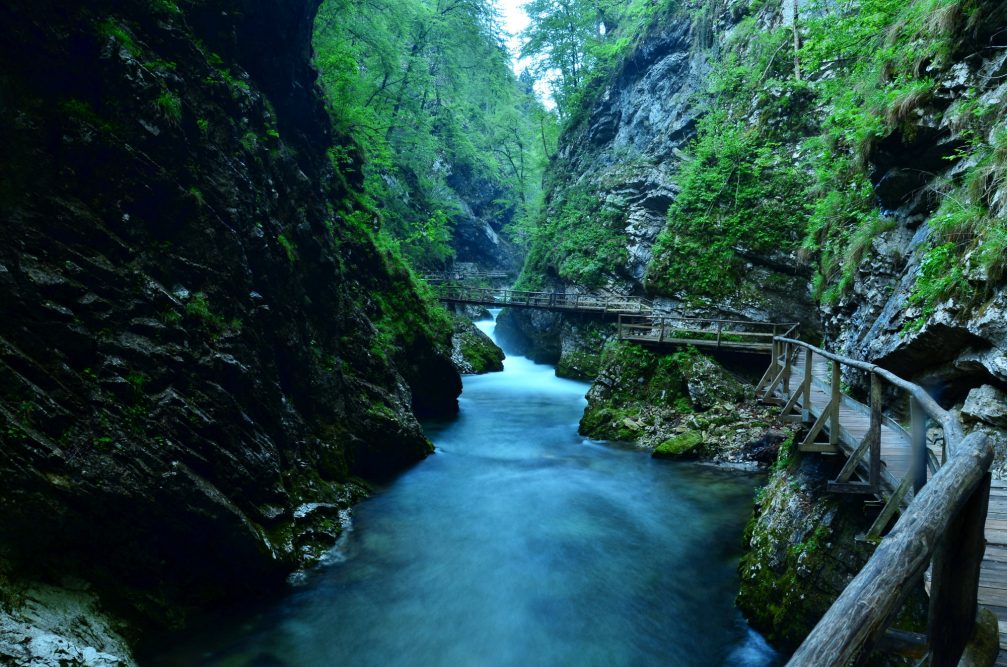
[148, 313, 778, 666]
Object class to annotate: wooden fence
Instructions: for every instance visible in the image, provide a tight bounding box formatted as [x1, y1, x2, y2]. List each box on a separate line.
[758, 336, 993, 666]
[617, 315, 797, 354]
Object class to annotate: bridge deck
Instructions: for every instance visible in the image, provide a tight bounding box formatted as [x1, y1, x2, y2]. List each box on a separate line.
[780, 354, 1007, 660]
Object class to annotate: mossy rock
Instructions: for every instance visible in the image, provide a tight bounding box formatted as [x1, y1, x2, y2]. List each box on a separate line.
[451, 316, 504, 374]
[652, 431, 703, 459]
[556, 349, 602, 380]
[579, 406, 641, 441]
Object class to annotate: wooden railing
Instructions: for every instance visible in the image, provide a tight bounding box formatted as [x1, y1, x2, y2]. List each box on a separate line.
[434, 286, 655, 315]
[617, 315, 797, 353]
[759, 336, 993, 666]
[422, 270, 511, 282]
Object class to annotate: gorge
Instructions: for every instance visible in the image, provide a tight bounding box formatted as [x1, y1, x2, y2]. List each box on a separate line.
[2, 0, 1007, 665]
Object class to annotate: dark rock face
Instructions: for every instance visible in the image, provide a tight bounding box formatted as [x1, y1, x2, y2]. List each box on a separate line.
[0, 0, 459, 645]
[450, 317, 504, 374]
[446, 170, 523, 273]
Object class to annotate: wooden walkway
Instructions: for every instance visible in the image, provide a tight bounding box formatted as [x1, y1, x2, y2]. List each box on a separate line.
[764, 350, 1004, 664]
[434, 285, 796, 355]
[984, 480, 1007, 666]
[433, 285, 656, 315]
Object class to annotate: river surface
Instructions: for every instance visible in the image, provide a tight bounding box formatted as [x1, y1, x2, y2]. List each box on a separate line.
[150, 312, 779, 667]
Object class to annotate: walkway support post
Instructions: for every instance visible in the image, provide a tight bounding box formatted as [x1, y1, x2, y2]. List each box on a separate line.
[803, 348, 813, 422]
[911, 396, 928, 493]
[830, 360, 841, 447]
[869, 372, 882, 489]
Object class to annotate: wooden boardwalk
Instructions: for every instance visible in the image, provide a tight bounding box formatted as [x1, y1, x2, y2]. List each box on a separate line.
[767, 352, 1005, 663]
[433, 285, 656, 315]
[434, 285, 796, 354]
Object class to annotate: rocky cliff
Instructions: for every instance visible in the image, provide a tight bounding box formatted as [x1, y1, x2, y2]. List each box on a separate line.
[507, 0, 1007, 657]
[0, 0, 460, 661]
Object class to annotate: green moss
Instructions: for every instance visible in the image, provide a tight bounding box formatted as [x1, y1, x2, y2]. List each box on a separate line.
[455, 318, 504, 374]
[556, 349, 602, 380]
[517, 186, 629, 289]
[97, 18, 140, 57]
[579, 343, 705, 441]
[278, 233, 297, 263]
[647, 108, 813, 299]
[652, 431, 703, 459]
[154, 90, 182, 123]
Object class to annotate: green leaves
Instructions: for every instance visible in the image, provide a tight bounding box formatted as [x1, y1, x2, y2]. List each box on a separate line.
[313, 0, 547, 268]
[647, 112, 812, 299]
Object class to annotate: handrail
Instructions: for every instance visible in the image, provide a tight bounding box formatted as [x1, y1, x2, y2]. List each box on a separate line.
[764, 334, 993, 666]
[774, 336, 964, 448]
[787, 431, 992, 666]
[622, 314, 799, 329]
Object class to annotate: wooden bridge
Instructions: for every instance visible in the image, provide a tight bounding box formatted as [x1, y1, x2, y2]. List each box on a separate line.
[421, 270, 512, 283]
[434, 285, 794, 355]
[758, 336, 998, 666]
[433, 285, 655, 314]
[616, 315, 797, 354]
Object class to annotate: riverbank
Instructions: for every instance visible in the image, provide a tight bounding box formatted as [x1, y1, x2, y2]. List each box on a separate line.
[142, 312, 779, 666]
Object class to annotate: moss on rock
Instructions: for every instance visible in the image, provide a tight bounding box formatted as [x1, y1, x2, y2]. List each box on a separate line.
[737, 450, 927, 660]
[652, 430, 703, 459]
[451, 317, 504, 374]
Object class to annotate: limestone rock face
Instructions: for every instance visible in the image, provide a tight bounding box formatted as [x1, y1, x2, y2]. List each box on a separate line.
[0, 0, 460, 655]
[505, 4, 818, 357]
[0, 582, 134, 667]
[963, 385, 1007, 428]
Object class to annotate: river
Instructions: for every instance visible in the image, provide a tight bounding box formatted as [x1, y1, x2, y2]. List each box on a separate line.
[150, 311, 779, 666]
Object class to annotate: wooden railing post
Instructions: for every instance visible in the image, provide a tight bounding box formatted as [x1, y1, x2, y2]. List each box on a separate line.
[716, 321, 723, 349]
[783, 342, 792, 394]
[869, 373, 882, 489]
[927, 471, 991, 666]
[830, 360, 841, 446]
[803, 348, 813, 421]
[911, 396, 928, 493]
[659, 319, 666, 343]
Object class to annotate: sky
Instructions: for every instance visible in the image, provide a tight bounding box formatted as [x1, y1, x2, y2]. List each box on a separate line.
[494, 0, 531, 74]
[494, 0, 557, 107]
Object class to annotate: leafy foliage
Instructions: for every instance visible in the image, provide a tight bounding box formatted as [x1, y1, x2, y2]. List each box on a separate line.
[647, 110, 812, 298]
[313, 0, 552, 268]
[518, 186, 629, 289]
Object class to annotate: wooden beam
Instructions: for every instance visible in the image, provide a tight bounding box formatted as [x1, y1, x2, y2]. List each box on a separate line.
[799, 398, 835, 450]
[830, 359, 841, 447]
[833, 433, 874, 484]
[865, 475, 913, 542]
[786, 431, 992, 667]
[827, 481, 880, 495]
[928, 471, 991, 666]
